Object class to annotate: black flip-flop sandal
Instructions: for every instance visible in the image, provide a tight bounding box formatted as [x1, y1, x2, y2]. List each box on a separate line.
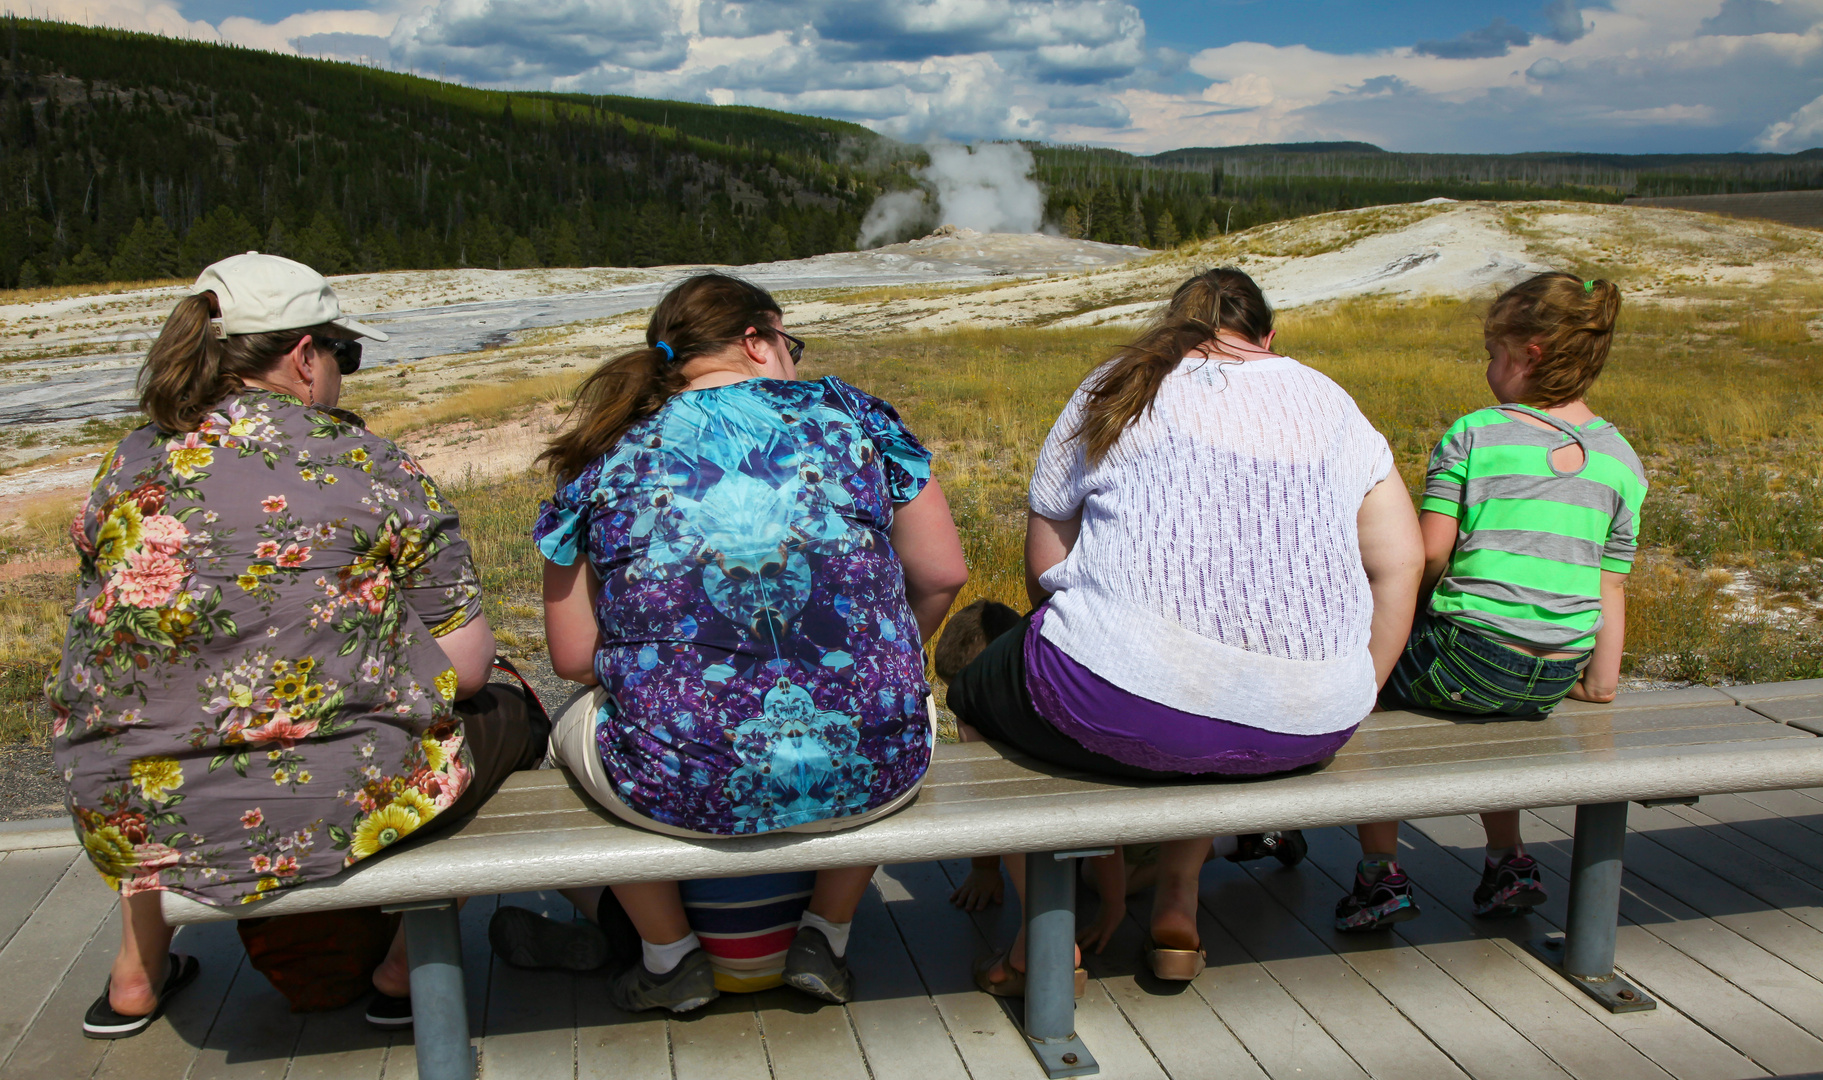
[365, 991, 413, 1029]
[82, 953, 199, 1040]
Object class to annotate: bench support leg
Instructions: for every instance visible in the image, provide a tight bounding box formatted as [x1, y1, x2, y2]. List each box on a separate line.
[1529, 801, 1655, 1013]
[402, 901, 476, 1080]
[1022, 851, 1098, 1078]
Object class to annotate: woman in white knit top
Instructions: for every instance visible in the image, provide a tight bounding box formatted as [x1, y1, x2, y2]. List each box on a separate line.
[946, 267, 1423, 989]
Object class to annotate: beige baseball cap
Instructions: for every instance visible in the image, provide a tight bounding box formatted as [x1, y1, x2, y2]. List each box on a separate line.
[192, 251, 389, 342]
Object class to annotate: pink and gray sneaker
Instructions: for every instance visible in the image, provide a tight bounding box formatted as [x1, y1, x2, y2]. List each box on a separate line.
[1473, 852, 1547, 917]
[1334, 866, 1421, 932]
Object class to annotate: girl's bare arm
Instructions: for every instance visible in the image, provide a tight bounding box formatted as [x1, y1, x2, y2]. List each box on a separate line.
[543, 557, 605, 685]
[1417, 509, 1459, 601]
[1567, 571, 1627, 703]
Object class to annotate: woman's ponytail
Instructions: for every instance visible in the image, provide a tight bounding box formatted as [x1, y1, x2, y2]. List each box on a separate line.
[540, 272, 783, 483]
[1073, 267, 1274, 464]
[137, 291, 337, 433]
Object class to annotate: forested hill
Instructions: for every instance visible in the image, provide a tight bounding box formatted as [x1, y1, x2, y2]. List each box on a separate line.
[0, 18, 908, 290]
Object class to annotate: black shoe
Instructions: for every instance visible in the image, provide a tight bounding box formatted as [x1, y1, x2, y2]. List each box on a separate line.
[365, 991, 413, 1029]
[782, 926, 855, 1004]
[83, 953, 200, 1040]
[1334, 867, 1421, 932]
[1473, 852, 1548, 917]
[489, 905, 612, 971]
[1228, 831, 1308, 867]
[607, 948, 719, 1014]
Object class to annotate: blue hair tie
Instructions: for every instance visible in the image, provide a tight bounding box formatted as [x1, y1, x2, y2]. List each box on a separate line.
[655, 340, 675, 361]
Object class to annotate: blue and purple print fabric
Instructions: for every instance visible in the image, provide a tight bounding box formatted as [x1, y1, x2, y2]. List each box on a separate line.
[533, 377, 934, 835]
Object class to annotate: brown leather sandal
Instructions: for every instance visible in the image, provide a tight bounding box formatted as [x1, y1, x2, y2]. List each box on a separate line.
[1145, 941, 1207, 981]
[973, 950, 1087, 998]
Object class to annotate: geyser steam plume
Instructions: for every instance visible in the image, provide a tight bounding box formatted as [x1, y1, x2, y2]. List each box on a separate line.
[857, 142, 1045, 248]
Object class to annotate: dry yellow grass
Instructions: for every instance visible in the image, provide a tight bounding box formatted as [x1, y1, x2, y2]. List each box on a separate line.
[0, 277, 188, 306]
[368, 373, 580, 437]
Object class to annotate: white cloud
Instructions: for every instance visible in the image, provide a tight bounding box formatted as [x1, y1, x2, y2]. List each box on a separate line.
[11, 0, 1823, 153]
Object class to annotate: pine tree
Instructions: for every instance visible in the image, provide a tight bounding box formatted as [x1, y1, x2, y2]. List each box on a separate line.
[1060, 205, 1084, 239]
[180, 206, 259, 273]
[291, 211, 354, 274]
[109, 217, 179, 281]
[1152, 210, 1179, 250]
[505, 235, 540, 269]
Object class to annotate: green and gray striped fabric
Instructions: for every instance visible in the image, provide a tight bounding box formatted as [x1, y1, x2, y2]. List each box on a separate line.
[1421, 405, 1648, 651]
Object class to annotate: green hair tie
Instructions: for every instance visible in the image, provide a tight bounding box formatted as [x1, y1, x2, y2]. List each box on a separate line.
[1584, 279, 1596, 293]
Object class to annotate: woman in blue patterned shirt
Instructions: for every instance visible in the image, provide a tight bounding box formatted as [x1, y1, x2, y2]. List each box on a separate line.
[516, 273, 967, 1012]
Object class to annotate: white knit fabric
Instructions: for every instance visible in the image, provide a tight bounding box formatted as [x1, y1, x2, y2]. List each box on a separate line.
[1030, 354, 1395, 736]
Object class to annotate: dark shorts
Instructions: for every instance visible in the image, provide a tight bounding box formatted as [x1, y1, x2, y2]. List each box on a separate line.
[1380, 611, 1588, 718]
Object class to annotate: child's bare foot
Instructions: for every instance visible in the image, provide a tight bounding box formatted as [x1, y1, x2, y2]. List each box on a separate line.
[949, 860, 1004, 910]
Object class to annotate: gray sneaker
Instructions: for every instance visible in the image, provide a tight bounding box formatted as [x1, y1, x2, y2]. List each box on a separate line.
[608, 948, 719, 1014]
[782, 926, 854, 1004]
[489, 906, 611, 972]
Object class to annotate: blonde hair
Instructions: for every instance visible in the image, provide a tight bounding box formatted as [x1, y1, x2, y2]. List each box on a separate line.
[137, 292, 337, 432]
[1073, 267, 1274, 464]
[1485, 272, 1622, 407]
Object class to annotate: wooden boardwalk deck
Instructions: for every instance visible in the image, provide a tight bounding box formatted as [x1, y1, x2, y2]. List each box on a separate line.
[7, 798, 1823, 1080]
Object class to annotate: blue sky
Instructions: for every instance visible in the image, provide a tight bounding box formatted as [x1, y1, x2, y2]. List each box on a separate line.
[16, 1, 1823, 155]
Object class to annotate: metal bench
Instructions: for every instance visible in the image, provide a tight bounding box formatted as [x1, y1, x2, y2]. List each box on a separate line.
[159, 684, 1823, 1080]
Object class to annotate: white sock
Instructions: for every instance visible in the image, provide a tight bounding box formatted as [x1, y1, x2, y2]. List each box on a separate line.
[642, 933, 701, 975]
[1486, 845, 1518, 865]
[1210, 835, 1239, 859]
[799, 911, 852, 958]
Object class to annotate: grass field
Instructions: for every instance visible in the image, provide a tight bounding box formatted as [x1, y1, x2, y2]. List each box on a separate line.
[5, 289, 1822, 745]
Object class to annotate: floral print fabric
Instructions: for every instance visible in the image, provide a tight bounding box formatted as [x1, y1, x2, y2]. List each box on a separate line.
[533, 377, 934, 835]
[49, 388, 484, 906]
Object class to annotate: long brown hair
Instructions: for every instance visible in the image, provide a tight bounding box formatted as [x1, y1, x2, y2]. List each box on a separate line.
[1485, 272, 1622, 407]
[1073, 267, 1274, 464]
[540, 273, 785, 483]
[137, 292, 337, 432]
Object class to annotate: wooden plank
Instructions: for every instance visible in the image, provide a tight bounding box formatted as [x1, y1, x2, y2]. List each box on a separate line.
[1524, 804, 1823, 1045]
[283, 1004, 392, 1080]
[872, 861, 1048, 1080]
[90, 920, 247, 1080]
[1082, 894, 1271, 1080]
[185, 947, 306, 1080]
[0, 849, 77, 953]
[1299, 825, 1679, 1080]
[1240, 834, 1572, 1080]
[1723, 788, 1823, 840]
[573, 964, 673, 1080]
[1402, 814, 1765, 1080]
[935, 858, 1169, 1080]
[1337, 708, 1764, 757]
[844, 870, 971, 1080]
[1198, 857, 1468, 1080]
[1424, 808, 1823, 1076]
[0, 853, 119, 1066]
[1186, 898, 1369, 1080]
[752, 988, 870, 1080]
[669, 994, 770, 1080]
[477, 891, 577, 1080]
[0, 902, 118, 1080]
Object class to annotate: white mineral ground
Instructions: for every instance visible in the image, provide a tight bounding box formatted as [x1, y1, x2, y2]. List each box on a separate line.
[2, 199, 1818, 544]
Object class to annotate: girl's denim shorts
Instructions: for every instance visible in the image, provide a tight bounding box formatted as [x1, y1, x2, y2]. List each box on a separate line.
[1380, 611, 1589, 719]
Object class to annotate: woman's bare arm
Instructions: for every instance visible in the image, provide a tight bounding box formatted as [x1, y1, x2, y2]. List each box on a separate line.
[1024, 509, 1082, 610]
[434, 613, 497, 700]
[543, 558, 605, 685]
[1357, 477, 1425, 687]
[890, 478, 969, 643]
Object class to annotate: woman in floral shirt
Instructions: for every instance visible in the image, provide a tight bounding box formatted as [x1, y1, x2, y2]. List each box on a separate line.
[507, 273, 966, 1013]
[53, 253, 546, 1039]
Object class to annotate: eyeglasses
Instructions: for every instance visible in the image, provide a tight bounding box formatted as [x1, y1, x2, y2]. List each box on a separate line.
[777, 330, 805, 364]
[322, 338, 362, 376]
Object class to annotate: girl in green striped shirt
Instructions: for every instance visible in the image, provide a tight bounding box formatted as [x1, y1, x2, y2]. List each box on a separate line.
[1337, 272, 1646, 933]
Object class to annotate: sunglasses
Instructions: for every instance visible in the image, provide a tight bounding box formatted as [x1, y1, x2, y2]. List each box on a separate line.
[777, 330, 806, 364]
[322, 338, 362, 376]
